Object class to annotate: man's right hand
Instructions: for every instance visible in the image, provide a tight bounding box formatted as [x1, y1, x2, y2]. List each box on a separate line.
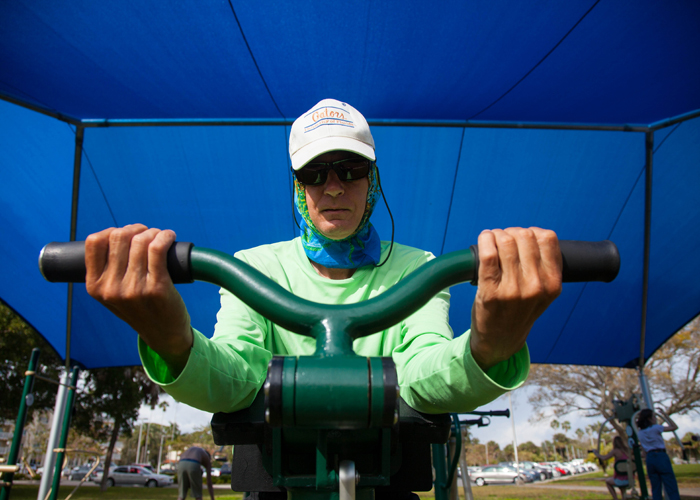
[85, 224, 192, 375]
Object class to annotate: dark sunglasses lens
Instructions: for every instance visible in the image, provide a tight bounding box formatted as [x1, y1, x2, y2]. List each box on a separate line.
[296, 167, 327, 185]
[339, 162, 370, 180]
[296, 159, 371, 185]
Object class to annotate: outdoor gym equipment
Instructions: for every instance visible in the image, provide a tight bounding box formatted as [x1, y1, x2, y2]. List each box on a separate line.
[444, 409, 510, 500]
[39, 238, 620, 500]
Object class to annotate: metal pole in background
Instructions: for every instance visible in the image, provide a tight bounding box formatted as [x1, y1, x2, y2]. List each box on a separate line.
[157, 434, 164, 474]
[48, 367, 80, 500]
[143, 419, 151, 465]
[39, 125, 84, 500]
[432, 444, 448, 500]
[37, 373, 68, 500]
[1, 349, 40, 500]
[135, 423, 143, 464]
[448, 437, 459, 500]
[638, 131, 654, 409]
[459, 429, 473, 500]
[509, 393, 519, 475]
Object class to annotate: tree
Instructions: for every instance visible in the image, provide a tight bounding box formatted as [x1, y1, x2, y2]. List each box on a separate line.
[551, 433, 570, 459]
[518, 441, 542, 462]
[1, 302, 64, 421]
[561, 421, 571, 434]
[72, 366, 162, 491]
[526, 315, 700, 437]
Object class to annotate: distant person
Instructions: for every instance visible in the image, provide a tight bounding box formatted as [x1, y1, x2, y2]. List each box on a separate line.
[177, 446, 214, 500]
[636, 409, 681, 500]
[592, 436, 631, 500]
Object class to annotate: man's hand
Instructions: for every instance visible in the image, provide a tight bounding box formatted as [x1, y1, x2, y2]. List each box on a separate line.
[85, 224, 192, 374]
[470, 227, 562, 371]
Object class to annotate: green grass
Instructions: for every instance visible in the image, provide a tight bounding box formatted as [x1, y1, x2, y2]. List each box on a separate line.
[7, 466, 699, 500]
[421, 486, 611, 500]
[4, 484, 612, 500]
[5, 484, 243, 500]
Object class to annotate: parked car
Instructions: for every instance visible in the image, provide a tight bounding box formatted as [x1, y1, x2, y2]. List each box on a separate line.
[498, 462, 542, 482]
[538, 463, 562, 478]
[129, 463, 156, 473]
[470, 465, 529, 486]
[520, 461, 553, 480]
[92, 465, 174, 487]
[68, 465, 96, 481]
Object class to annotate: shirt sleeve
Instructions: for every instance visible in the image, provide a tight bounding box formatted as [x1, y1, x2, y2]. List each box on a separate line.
[388, 255, 530, 414]
[393, 312, 529, 414]
[138, 288, 273, 413]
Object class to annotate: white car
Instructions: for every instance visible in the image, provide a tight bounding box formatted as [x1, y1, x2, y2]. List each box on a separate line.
[93, 465, 174, 487]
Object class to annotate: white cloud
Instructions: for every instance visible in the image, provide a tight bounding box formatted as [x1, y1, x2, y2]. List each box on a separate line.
[138, 395, 213, 434]
[141, 387, 699, 447]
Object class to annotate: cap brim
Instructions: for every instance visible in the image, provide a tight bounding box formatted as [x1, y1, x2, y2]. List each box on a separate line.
[291, 137, 375, 170]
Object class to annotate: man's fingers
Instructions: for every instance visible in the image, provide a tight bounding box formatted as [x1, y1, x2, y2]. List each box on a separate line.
[85, 227, 115, 283]
[490, 229, 521, 293]
[476, 230, 500, 286]
[128, 228, 162, 285]
[504, 228, 543, 292]
[533, 228, 563, 296]
[106, 224, 148, 283]
[147, 229, 177, 282]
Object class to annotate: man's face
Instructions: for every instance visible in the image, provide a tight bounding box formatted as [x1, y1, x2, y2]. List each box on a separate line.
[303, 151, 369, 240]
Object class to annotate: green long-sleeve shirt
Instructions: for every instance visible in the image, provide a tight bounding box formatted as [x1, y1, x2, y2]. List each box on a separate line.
[139, 238, 529, 414]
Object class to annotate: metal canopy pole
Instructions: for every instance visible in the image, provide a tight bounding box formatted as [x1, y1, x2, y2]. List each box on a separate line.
[37, 126, 84, 500]
[66, 125, 84, 369]
[637, 131, 654, 409]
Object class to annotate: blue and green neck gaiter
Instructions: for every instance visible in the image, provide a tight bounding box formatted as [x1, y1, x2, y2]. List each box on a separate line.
[294, 165, 381, 269]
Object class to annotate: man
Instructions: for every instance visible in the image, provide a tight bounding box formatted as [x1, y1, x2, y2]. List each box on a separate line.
[84, 98, 562, 414]
[177, 446, 215, 500]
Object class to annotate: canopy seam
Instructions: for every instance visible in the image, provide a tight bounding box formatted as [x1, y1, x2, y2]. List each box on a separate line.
[440, 128, 466, 256]
[227, 0, 284, 118]
[67, 124, 118, 227]
[467, 0, 601, 121]
[541, 122, 684, 364]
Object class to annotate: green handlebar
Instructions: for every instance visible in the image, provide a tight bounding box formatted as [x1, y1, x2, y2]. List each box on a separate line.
[39, 239, 620, 355]
[190, 246, 476, 344]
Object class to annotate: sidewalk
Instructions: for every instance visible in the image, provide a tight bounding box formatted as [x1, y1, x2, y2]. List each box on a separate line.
[535, 483, 700, 500]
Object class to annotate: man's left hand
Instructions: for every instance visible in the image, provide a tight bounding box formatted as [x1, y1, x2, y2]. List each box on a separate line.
[470, 227, 562, 371]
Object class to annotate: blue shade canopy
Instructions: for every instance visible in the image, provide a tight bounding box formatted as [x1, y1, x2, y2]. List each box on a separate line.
[1, 0, 699, 370]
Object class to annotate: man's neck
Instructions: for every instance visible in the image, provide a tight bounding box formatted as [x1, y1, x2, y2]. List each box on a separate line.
[310, 259, 357, 280]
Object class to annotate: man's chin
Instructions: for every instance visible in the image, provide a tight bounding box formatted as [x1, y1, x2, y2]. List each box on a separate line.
[319, 225, 355, 241]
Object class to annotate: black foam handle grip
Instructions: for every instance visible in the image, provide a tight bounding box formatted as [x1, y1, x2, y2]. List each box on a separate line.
[485, 409, 511, 418]
[469, 239, 620, 285]
[38, 241, 195, 284]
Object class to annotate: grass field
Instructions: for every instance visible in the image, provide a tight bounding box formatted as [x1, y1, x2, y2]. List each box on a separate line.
[5, 464, 698, 500]
[0, 484, 613, 500]
[4, 484, 244, 500]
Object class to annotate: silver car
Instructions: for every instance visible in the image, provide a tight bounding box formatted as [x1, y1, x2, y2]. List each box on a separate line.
[93, 465, 174, 488]
[471, 465, 528, 486]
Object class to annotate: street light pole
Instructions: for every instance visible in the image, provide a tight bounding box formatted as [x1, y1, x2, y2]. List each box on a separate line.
[509, 393, 519, 475]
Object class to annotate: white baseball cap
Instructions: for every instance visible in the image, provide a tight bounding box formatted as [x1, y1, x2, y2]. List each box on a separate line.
[289, 99, 376, 171]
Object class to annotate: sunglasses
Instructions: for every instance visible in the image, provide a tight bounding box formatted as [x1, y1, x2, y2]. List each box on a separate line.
[292, 157, 372, 186]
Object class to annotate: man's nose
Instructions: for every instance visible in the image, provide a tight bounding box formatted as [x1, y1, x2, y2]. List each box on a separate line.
[323, 169, 345, 197]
